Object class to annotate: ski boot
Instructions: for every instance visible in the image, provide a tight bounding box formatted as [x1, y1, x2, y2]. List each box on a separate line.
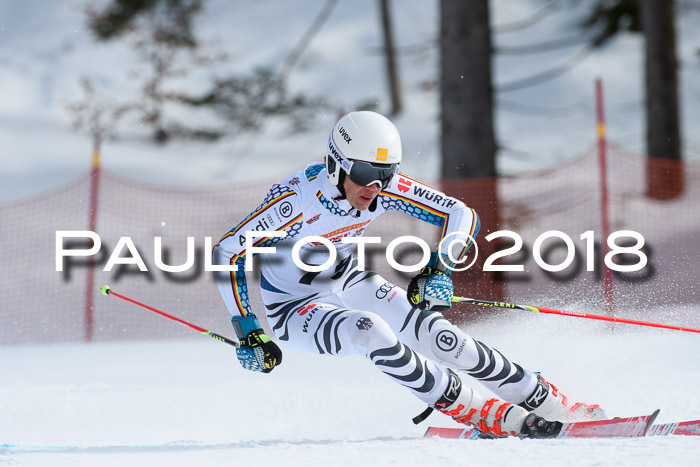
[433, 370, 531, 438]
[520, 374, 608, 422]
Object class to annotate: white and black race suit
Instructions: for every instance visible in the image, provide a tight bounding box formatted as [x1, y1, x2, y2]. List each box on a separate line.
[213, 163, 538, 405]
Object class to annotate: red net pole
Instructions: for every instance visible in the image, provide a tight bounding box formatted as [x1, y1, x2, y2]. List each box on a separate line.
[85, 138, 101, 342]
[595, 79, 614, 316]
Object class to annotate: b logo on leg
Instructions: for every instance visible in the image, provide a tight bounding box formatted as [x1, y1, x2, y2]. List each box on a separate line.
[436, 330, 457, 351]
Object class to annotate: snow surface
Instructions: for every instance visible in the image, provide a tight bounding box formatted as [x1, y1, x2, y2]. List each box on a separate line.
[3, 312, 700, 467]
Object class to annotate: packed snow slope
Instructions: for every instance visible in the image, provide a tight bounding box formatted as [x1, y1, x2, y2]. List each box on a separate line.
[2, 309, 699, 467]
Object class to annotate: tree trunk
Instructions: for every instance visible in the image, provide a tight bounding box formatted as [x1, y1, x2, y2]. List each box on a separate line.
[439, 0, 502, 308]
[379, 0, 402, 115]
[440, 0, 496, 179]
[642, 0, 683, 199]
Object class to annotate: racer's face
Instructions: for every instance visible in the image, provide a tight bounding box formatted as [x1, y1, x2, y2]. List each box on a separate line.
[343, 176, 382, 211]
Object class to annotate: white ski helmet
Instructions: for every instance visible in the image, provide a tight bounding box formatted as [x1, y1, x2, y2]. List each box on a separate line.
[326, 111, 402, 189]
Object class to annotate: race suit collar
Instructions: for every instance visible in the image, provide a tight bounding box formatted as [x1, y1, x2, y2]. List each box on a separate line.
[317, 167, 361, 217]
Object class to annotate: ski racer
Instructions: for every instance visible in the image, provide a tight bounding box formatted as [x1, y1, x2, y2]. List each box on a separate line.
[212, 111, 608, 438]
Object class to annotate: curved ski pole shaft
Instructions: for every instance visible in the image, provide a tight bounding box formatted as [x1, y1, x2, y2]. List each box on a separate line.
[451, 296, 700, 335]
[101, 285, 239, 347]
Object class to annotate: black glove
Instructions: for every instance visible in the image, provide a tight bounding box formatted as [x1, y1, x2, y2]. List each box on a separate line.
[231, 315, 282, 373]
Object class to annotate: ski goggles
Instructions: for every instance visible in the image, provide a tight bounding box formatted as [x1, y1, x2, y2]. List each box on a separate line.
[329, 137, 399, 189]
[346, 160, 399, 189]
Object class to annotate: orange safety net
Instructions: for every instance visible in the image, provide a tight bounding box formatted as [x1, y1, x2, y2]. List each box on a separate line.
[1, 143, 698, 344]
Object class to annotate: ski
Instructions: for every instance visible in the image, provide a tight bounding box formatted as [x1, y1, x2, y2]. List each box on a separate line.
[424, 426, 482, 440]
[558, 410, 659, 438]
[425, 409, 660, 439]
[647, 419, 700, 436]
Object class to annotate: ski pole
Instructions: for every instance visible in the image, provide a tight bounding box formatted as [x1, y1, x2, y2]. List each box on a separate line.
[451, 296, 700, 335]
[100, 285, 239, 347]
